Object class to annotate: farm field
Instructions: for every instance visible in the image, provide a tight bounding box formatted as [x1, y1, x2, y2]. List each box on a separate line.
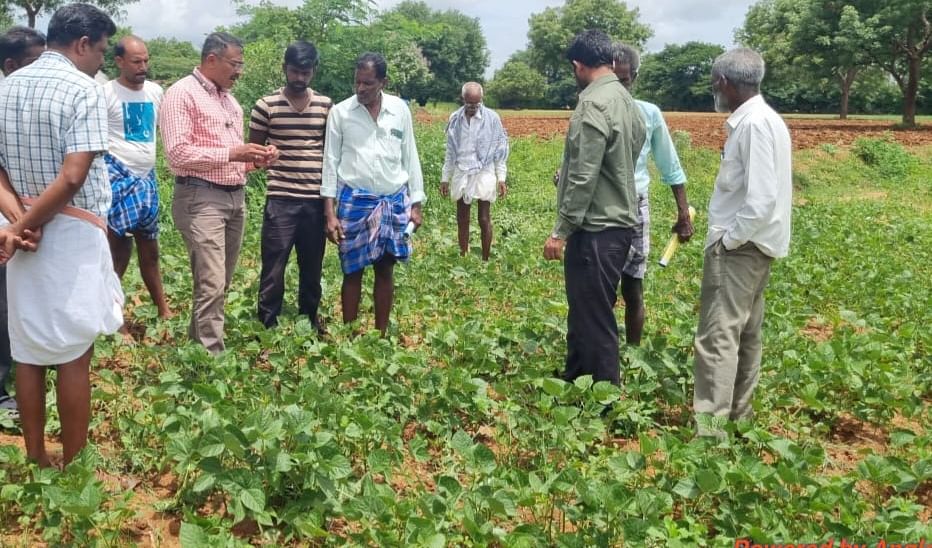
[0, 115, 930, 546]
[419, 108, 932, 150]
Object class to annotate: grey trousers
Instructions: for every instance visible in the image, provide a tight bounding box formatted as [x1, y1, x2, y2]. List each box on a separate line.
[693, 239, 773, 436]
[172, 181, 246, 354]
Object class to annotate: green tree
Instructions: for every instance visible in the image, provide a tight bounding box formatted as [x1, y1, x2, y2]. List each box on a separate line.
[375, 1, 489, 104]
[145, 37, 201, 86]
[526, 0, 652, 107]
[737, 0, 835, 113]
[486, 59, 547, 108]
[2, 0, 138, 28]
[790, 1, 874, 119]
[637, 42, 724, 112]
[851, 0, 932, 126]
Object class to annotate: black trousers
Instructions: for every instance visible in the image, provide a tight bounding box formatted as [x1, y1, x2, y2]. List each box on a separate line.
[0, 265, 11, 397]
[257, 198, 327, 327]
[563, 228, 634, 385]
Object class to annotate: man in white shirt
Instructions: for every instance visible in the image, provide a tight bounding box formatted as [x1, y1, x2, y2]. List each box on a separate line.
[440, 82, 508, 261]
[104, 36, 172, 327]
[693, 48, 792, 437]
[322, 52, 424, 336]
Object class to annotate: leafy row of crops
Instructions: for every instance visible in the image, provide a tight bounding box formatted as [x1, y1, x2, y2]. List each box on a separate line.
[0, 123, 929, 546]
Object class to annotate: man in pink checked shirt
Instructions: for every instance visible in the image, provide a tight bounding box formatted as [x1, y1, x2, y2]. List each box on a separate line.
[160, 32, 278, 354]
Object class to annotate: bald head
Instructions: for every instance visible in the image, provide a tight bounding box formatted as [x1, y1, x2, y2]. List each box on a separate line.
[114, 35, 149, 89]
[461, 81, 483, 117]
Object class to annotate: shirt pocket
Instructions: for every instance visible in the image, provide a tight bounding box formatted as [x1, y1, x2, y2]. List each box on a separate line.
[715, 157, 744, 192]
[377, 125, 403, 169]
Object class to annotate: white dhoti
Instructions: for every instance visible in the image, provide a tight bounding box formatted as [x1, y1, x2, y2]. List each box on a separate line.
[7, 211, 124, 365]
[450, 165, 498, 205]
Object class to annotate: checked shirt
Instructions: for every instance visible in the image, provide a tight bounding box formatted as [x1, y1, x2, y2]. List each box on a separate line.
[0, 51, 111, 217]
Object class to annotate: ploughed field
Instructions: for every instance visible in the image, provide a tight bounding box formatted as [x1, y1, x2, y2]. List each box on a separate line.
[428, 111, 932, 150]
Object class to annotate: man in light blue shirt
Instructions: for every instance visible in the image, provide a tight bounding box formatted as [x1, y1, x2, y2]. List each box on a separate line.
[613, 43, 694, 345]
[322, 52, 424, 336]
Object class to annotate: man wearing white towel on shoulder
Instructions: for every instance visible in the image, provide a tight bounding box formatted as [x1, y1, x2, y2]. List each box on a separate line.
[440, 82, 509, 261]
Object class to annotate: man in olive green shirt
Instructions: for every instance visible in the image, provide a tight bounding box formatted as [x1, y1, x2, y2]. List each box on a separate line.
[544, 29, 645, 385]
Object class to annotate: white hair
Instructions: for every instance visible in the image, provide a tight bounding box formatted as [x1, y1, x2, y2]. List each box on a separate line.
[712, 48, 765, 89]
[461, 82, 483, 98]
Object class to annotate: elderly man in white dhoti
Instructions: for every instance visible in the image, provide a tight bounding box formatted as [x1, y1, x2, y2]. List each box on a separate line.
[440, 82, 509, 261]
[0, 3, 122, 467]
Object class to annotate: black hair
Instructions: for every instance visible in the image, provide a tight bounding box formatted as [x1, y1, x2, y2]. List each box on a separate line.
[0, 26, 46, 66]
[201, 32, 243, 62]
[284, 40, 319, 69]
[355, 52, 387, 79]
[113, 35, 143, 58]
[46, 3, 116, 48]
[566, 29, 614, 69]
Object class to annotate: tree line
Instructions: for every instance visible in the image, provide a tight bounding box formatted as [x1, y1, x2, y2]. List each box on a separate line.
[1, 0, 930, 123]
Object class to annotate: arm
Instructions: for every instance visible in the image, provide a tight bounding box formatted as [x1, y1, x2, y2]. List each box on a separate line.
[160, 86, 267, 170]
[0, 167, 25, 224]
[552, 102, 609, 240]
[8, 152, 96, 234]
[322, 109, 343, 244]
[248, 98, 270, 146]
[723, 125, 778, 250]
[495, 121, 509, 197]
[402, 106, 425, 228]
[440, 115, 456, 184]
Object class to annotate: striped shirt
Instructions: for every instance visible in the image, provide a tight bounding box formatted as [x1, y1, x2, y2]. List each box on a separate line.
[250, 88, 331, 200]
[159, 68, 246, 186]
[0, 51, 111, 217]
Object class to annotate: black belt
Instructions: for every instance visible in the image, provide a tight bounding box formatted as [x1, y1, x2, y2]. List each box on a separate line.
[175, 176, 243, 192]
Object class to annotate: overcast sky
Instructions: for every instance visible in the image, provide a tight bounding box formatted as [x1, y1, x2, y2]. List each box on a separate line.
[35, 0, 757, 74]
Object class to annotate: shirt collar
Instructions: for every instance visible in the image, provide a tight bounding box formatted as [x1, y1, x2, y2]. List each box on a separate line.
[192, 67, 225, 96]
[579, 73, 619, 100]
[41, 50, 75, 68]
[726, 94, 765, 129]
[351, 91, 393, 115]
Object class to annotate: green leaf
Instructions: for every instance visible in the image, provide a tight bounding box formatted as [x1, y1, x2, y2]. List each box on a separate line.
[192, 473, 216, 493]
[179, 521, 209, 547]
[695, 469, 723, 493]
[672, 478, 699, 499]
[472, 443, 497, 474]
[240, 487, 266, 513]
[541, 377, 565, 396]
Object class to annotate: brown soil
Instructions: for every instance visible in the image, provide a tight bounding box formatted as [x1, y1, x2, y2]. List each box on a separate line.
[431, 111, 932, 150]
[801, 317, 834, 343]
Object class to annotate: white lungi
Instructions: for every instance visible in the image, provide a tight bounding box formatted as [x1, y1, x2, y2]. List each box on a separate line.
[7, 214, 123, 365]
[450, 165, 498, 205]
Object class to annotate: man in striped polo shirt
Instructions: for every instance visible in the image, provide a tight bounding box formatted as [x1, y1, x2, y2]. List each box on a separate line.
[250, 41, 332, 331]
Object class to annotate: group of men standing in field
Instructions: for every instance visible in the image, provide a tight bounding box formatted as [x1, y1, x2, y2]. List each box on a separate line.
[549, 30, 791, 437]
[0, 3, 790, 468]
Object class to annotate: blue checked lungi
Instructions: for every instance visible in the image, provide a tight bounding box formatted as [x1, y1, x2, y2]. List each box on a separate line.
[105, 154, 160, 239]
[337, 185, 411, 275]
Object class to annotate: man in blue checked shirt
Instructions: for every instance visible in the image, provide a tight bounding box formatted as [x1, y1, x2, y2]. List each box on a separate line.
[613, 42, 694, 346]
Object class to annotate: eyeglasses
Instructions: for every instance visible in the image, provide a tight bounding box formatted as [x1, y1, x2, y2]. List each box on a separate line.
[217, 55, 245, 71]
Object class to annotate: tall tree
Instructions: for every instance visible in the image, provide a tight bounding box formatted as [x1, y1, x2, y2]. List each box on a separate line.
[637, 42, 725, 112]
[852, 0, 932, 126]
[3, 0, 137, 28]
[375, 1, 489, 104]
[486, 57, 547, 108]
[526, 0, 652, 107]
[789, 1, 874, 119]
